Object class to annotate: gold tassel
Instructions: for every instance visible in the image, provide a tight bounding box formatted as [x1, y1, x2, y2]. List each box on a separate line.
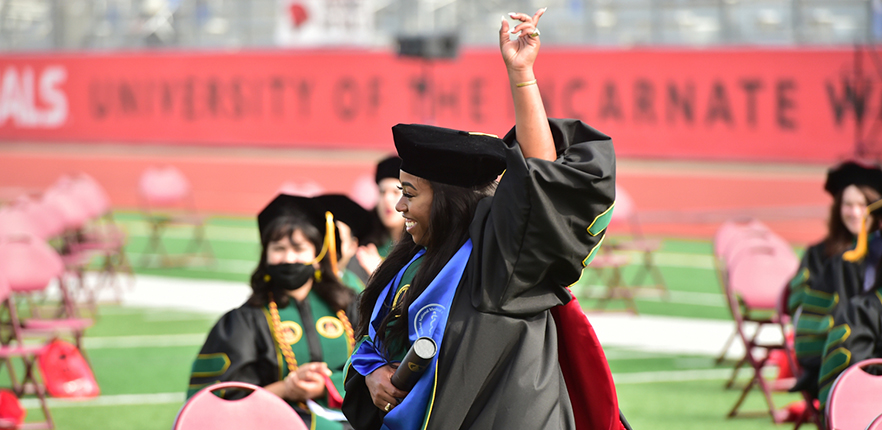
[843, 215, 868, 262]
[325, 211, 338, 277]
[843, 199, 882, 262]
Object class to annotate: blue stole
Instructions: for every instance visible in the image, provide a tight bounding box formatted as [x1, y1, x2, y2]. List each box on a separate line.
[350, 240, 472, 430]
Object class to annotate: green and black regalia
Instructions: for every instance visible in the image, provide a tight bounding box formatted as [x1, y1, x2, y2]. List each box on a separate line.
[787, 241, 836, 397]
[817, 288, 882, 408]
[187, 293, 356, 430]
[343, 119, 623, 430]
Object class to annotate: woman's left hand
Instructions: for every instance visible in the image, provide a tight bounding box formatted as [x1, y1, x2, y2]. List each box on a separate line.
[499, 8, 546, 74]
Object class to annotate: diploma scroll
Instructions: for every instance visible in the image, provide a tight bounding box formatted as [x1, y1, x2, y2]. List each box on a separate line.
[390, 337, 437, 391]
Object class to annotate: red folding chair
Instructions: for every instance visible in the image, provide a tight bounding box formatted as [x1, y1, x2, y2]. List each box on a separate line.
[724, 239, 799, 421]
[138, 166, 213, 267]
[825, 358, 882, 430]
[174, 381, 309, 430]
[0, 274, 53, 430]
[606, 185, 667, 295]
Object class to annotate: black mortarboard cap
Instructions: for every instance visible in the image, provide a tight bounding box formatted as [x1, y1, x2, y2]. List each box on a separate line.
[257, 194, 327, 246]
[393, 124, 506, 188]
[824, 161, 882, 196]
[314, 194, 371, 240]
[375, 156, 402, 184]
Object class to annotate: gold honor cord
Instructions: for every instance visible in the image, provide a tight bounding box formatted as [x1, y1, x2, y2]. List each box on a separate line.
[336, 310, 356, 354]
[268, 292, 299, 373]
[843, 199, 882, 262]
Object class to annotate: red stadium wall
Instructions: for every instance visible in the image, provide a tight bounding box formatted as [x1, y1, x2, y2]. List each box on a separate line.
[0, 48, 871, 162]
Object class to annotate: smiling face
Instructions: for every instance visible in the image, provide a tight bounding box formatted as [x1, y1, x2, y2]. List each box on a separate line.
[841, 184, 869, 236]
[266, 229, 318, 266]
[396, 171, 434, 247]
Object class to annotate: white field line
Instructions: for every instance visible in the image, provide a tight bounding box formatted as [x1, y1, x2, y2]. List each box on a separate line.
[20, 392, 185, 409]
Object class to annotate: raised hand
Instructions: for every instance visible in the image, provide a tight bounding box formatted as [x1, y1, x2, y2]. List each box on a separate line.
[499, 8, 546, 74]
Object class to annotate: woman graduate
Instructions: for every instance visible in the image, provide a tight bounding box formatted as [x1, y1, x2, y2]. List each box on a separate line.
[342, 8, 625, 430]
[788, 161, 882, 398]
[816, 197, 882, 409]
[187, 194, 357, 430]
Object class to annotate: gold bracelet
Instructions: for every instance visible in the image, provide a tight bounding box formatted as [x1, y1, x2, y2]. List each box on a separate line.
[515, 79, 537, 88]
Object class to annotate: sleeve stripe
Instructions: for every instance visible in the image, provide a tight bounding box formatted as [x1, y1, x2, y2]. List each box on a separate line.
[587, 202, 615, 237]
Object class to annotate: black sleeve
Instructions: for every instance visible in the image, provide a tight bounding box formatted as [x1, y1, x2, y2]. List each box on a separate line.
[342, 366, 383, 430]
[817, 292, 882, 407]
[186, 307, 273, 399]
[470, 118, 616, 316]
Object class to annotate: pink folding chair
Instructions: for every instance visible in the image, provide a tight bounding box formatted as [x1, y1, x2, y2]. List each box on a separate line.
[0, 274, 53, 430]
[584, 252, 636, 313]
[725, 241, 799, 421]
[0, 235, 92, 352]
[868, 413, 882, 430]
[174, 381, 309, 430]
[606, 185, 666, 295]
[58, 174, 132, 309]
[138, 166, 212, 267]
[825, 358, 882, 430]
[712, 218, 773, 364]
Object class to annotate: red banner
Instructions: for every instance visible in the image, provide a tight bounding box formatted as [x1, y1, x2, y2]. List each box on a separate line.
[0, 48, 874, 162]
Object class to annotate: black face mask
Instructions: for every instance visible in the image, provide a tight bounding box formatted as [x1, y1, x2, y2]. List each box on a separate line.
[264, 263, 316, 291]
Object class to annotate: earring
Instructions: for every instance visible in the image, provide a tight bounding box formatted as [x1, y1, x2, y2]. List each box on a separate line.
[315, 270, 322, 282]
[264, 274, 271, 282]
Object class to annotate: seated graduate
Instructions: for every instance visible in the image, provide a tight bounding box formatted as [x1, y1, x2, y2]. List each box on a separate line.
[817, 197, 882, 410]
[187, 194, 357, 430]
[342, 8, 626, 430]
[789, 161, 882, 398]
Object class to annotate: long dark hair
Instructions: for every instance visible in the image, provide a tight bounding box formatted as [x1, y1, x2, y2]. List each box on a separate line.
[248, 214, 354, 312]
[825, 185, 881, 258]
[355, 180, 497, 357]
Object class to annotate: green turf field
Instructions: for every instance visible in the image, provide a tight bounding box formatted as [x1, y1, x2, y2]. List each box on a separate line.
[4, 213, 805, 429]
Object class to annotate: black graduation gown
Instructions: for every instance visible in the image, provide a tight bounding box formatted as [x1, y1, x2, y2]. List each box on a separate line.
[343, 119, 617, 430]
[791, 251, 864, 397]
[188, 297, 357, 429]
[817, 289, 882, 407]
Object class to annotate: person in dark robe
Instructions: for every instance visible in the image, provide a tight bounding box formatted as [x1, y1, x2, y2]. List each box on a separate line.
[788, 161, 882, 399]
[186, 194, 358, 430]
[342, 8, 626, 430]
[357, 156, 405, 277]
[817, 283, 882, 411]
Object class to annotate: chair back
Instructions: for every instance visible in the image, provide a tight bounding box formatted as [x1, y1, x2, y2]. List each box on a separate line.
[0, 206, 40, 239]
[726, 242, 799, 310]
[867, 413, 882, 430]
[139, 166, 192, 208]
[826, 358, 882, 430]
[14, 194, 67, 240]
[713, 218, 771, 262]
[173, 381, 309, 430]
[0, 235, 65, 292]
[68, 173, 111, 218]
[43, 178, 92, 232]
